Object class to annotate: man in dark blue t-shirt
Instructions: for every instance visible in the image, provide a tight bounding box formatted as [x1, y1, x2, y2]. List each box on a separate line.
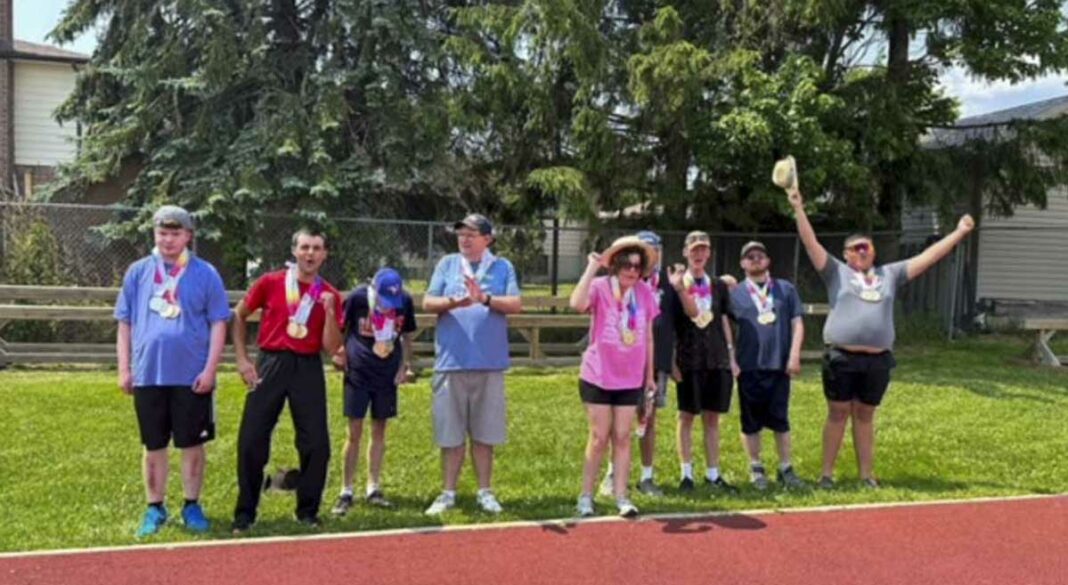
[330, 268, 416, 515]
[729, 241, 806, 490]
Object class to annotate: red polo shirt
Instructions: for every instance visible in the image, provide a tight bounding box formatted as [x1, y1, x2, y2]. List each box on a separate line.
[244, 269, 344, 355]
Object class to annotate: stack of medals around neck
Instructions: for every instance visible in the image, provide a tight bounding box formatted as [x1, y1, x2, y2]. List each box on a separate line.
[150, 247, 189, 320]
[367, 285, 397, 359]
[684, 271, 714, 329]
[854, 268, 882, 303]
[285, 263, 322, 340]
[611, 276, 639, 346]
[747, 277, 776, 326]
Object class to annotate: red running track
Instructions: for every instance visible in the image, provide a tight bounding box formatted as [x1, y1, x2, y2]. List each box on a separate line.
[2, 496, 1065, 585]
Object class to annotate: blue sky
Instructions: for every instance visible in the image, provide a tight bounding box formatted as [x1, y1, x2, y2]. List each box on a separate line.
[14, 0, 1068, 118]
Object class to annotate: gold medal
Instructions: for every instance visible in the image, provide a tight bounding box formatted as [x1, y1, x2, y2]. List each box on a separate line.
[373, 341, 394, 358]
[860, 290, 882, 302]
[287, 321, 308, 339]
[693, 311, 713, 329]
[757, 312, 776, 325]
[622, 329, 637, 346]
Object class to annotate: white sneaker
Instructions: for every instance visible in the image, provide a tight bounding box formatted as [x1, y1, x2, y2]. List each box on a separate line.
[424, 492, 455, 516]
[476, 489, 503, 514]
[576, 495, 595, 517]
[598, 472, 614, 497]
[616, 497, 639, 518]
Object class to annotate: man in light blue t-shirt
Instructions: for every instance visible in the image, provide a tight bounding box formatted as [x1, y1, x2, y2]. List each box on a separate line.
[422, 214, 522, 515]
[114, 205, 231, 537]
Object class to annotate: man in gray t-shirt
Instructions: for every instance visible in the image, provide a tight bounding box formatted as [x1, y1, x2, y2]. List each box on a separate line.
[821, 256, 908, 350]
[785, 174, 974, 490]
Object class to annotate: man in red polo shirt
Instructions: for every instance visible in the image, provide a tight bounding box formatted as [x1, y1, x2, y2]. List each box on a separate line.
[231, 229, 343, 533]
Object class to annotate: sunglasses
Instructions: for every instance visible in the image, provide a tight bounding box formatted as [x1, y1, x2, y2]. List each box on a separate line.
[847, 242, 873, 254]
[743, 253, 768, 261]
[618, 261, 643, 272]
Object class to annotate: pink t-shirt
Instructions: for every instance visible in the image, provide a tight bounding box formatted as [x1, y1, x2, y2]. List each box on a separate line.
[580, 277, 661, 390]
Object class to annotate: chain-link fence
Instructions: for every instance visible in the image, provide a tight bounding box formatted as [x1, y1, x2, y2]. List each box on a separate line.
[0, 201, 977, 335]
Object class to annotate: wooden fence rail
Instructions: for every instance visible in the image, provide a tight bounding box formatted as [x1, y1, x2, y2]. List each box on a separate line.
[0, 284, 830, 368]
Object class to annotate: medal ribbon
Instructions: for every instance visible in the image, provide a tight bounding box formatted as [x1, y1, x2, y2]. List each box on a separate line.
[852, 268, 881, 295]
[745, 277, 775, 315]
[285, 262, 323, 325]
[367, 284, 398, 342]
[152, 247, 190, 305]
[646, 268, 663, 305]
[610, 276, 639, 342]
[684, 271, 713, 317]
[458, 249, 497, 289]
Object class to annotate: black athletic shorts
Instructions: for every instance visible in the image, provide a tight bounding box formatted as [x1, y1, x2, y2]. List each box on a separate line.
[821, 347, 896, 406]
[134, 386, 215, 450]
[677, 369, 733, 414]
[579, 380, 643, 407]
[343, 378, 398, 420]
[738, 370, 791, 434]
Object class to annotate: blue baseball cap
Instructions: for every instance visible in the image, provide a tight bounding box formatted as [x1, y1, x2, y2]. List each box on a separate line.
[372, 268, 404, 310]
[636, 230, 662, 247]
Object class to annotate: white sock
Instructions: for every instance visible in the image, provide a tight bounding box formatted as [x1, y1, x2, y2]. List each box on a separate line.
[750, 460, 764, 470]
[340, 486, 354, 497]
[706, 467, 720, 482]
[443, 490, 456, 499]
[366, 483, 380, 496]
[780, 462, 793, 472]
[477, 487, 493, 497]
[641, 466, 654, 481]
[681, 462, 693, 479]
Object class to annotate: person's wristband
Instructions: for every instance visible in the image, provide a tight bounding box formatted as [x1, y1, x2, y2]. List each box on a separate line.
[483, 293, 492, 307]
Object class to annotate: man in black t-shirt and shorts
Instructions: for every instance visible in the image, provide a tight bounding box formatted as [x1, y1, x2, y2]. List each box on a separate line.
[672, 231, 740, 492]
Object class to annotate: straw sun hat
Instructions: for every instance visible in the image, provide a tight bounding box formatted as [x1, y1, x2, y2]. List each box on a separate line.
[600, 236, 656, 278]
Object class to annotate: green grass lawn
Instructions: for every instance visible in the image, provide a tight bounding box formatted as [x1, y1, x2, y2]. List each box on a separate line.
[1, 335, 1066, 553]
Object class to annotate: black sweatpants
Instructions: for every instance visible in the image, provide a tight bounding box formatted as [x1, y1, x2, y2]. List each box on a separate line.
[234, 350, 330, 523]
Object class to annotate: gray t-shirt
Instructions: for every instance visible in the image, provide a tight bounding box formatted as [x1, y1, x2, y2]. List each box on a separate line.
[821, 257, 909, 350]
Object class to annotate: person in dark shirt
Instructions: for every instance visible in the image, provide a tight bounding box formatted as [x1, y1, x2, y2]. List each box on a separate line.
[728, 241, 805, 490]
[671, 231, 740, 492]
[330, 268, 416, 515]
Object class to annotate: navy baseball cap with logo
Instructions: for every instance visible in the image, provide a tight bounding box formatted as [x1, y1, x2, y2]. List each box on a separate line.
[453, 213, 494, 236]
[373, 268, 405, 310]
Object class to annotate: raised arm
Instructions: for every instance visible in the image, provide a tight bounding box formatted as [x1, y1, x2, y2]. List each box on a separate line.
[569, 253, 602, 313]
[667, 265, 700, 319]
[787, 187, 829, 273]
[905, 215, 975, 281]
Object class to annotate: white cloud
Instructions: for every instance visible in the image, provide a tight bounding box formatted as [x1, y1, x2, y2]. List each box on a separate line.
[939, 67, 1068, 118]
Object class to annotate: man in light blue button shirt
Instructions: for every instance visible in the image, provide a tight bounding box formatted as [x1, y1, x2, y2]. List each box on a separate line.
[422, 214, 522, 515]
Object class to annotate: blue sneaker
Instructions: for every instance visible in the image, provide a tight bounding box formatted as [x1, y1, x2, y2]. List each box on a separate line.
[181, 503, 210, 533]
[136, 505, 168, 538]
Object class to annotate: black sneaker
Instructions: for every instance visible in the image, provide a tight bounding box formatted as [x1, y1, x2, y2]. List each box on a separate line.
[817, 476, 835, 490]
[366, 490, 394, 508]
[297, 515, 321, 528]
[750, 465, 769, 491]
[678, 477, 695, 491]
[231, 516, 254, 535]
[706, 476, 738, 493]
[776, 466, 806, 490]
[331, 494, 354, 516]
[861, 477, 880, 489]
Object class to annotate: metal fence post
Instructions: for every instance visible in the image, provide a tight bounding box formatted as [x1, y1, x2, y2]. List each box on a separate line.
[426, 224, 435, 282]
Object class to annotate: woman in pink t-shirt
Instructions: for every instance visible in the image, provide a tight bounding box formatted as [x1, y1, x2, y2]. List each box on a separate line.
[570, 236, 663, 518]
